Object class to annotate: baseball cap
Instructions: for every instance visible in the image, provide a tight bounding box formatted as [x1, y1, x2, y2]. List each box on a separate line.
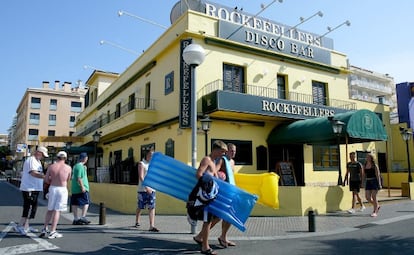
[37, 146, 49, 157]
[56, 151, 67, 158]
[79, 152, 88, 160]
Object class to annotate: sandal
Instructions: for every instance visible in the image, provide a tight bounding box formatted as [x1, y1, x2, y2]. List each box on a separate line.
[218, 237, 228, 248]
[193, 236, 202, 245]
[226, 240, 236, 247]
[148, 227, 159, 232]
[201, 248, 217, 255]
[134, 223, 140, 228]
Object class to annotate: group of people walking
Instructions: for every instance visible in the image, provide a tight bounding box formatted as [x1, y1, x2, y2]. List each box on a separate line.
[343, 152, 382, 217]
[14, 146, 91, 239]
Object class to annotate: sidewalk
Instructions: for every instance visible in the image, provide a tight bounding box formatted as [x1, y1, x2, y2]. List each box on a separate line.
[51, 188, 414, 241]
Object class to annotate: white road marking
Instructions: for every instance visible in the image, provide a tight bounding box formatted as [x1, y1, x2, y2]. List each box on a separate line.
[0, 222, 59, 255]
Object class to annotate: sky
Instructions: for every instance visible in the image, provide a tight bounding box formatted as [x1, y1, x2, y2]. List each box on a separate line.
[1, 0, 413, 134]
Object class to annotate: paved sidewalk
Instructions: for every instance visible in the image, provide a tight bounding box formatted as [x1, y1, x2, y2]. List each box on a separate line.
[48, 188, 414, 242]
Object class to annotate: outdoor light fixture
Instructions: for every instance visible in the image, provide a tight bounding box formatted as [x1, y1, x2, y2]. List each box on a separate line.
[330, 118, 345, 185]
[182, 42, 205, 234]
[99, 40, 139, 55]
[182, 43, 206, 169]
[200, 115, 212, 155]
[399, 127, 413, 182]
[93, 131, 102, 182]
[118, 10, 168, 29]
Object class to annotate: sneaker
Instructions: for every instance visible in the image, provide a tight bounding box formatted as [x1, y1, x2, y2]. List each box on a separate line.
[73, 219, 85, 225]
[347, 208, 355, 214]
[15, 225, 27, 236]
[48, 231, 63, 239]
[358, 206, 366, 212]
[134, 223, 140, 228]
[370, 212, 377, 217]
[148, 227, 160, 232]
[79, 217, 90, 225]
[39, 228, 48, 238]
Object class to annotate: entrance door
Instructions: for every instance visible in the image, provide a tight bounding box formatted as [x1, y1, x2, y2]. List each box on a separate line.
[378, 152, 387, 173]
[268, 144, 304, 186]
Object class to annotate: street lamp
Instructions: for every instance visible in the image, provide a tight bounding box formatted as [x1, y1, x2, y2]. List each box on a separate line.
[200, 115, 212, 155]
[92, 131, 101, 182]
[400, 127, 413, 182]
[330, 118, 345, 185]
[182, 43, 206, 168]
[182, 42, 205, 234]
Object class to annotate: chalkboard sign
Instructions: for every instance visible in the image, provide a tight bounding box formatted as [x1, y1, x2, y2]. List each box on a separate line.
[276, 162, 297, 186]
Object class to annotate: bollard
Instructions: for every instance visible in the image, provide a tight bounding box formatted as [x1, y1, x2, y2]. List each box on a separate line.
[68, 196, 72, 213]
[191, 224, 197, 234]
[308, 210, 315, 232]
[99, 202, 106, 225]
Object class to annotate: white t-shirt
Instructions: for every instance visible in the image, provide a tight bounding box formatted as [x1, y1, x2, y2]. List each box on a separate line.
[20, 156, 43, 191]
[137, 159, 155, 192]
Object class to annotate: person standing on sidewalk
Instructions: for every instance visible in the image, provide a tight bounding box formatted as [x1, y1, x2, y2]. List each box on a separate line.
[192, 140, 228, 255]
[212, 143, 237, 248]
[343, 152, 365, 214]
[40, 151, 71, 239]
[135, 148, 159, 232]
[364, 153, 382, 217]
[71, 152, 91, 225]
[15, 146, 49, 235]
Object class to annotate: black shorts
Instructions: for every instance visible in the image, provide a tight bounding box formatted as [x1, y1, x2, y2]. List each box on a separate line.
[349, 180, 361, 192]
[187, 203, 213, 223]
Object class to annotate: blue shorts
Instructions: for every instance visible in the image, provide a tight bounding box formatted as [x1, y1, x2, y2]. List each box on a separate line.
[71, 191, 90, 206]
[137, 191, 156, 209]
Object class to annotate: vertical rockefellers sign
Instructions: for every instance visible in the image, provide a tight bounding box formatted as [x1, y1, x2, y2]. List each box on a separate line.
[179, 39, 193, 129]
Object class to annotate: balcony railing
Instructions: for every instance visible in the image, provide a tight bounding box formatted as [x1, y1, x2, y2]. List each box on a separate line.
[76, 97, 155, 137]
[199, 80, 356, 110]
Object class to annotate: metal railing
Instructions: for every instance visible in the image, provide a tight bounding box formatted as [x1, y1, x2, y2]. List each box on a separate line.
[76, 97, 155, 137]
[199, 79, 356, 110]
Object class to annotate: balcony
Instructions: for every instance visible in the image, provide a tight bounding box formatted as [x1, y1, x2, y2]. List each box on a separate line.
[75, 97, 156, 138]
[199, 79, 356, 112]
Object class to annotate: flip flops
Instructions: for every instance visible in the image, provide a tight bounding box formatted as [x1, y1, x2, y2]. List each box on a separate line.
[201, 248, 217, 255]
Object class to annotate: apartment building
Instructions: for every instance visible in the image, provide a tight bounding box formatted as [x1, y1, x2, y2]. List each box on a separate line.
[13, 81, 87, 158]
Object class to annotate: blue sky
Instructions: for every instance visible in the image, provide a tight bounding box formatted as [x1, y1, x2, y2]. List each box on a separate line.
[1, 0, 413, 134]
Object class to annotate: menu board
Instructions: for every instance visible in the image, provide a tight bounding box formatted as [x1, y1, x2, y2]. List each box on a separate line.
[276, 162, 297, 186]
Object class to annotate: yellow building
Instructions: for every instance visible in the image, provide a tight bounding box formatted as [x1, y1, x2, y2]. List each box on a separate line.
[73, 2, 393, 216]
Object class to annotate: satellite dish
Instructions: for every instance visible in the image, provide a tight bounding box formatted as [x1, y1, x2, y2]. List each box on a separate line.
[170, 0, 205, 24]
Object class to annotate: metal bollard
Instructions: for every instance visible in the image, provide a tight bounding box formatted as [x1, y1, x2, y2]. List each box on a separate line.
[191, 224, 197, 234]
[308, 210, 315, 232]
[99, 202, 106, 225]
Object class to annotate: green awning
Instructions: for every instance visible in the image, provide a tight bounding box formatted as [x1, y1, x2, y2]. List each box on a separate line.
[267, 109, 388, 145]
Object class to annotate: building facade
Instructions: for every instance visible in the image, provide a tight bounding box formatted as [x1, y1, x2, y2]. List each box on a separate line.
[13, 81, 87, 160]
[73, 1, 391, 215]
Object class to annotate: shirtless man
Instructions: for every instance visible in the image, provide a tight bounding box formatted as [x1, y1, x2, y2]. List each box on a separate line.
[193, 140, 227, 255]
[40, 151, 72, 239]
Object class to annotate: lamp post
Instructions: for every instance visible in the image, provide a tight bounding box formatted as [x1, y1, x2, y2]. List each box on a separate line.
[331, 119, 345, 185]
[182, 42, 205, 234]
[400, 127, 413, 182]
[92, 131, 101, 182]
[200, 115, 212, 155]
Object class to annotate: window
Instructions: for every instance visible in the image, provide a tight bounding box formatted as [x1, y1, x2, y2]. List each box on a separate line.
[312, 81, 327, 105]
[48, 130, 55, 136]
[69, 116, 75, 128]
[128, 93, 135, 111]
[28, 129, 39, 141]
[29, 113, 40, 125]
[165, 71, 174, 95]
[213, 139, 252, 165]
[313, 145, 339, 171]
[31, 97, 41, 109]
[145, 82, 151, 109]
[50, 99, 57, 110]
[256, 145, 268, 170]
[49, 114, 56, 126]
[71, 101, 82, 112]
[115, 103, 121, 118]
[165, 138, 175, 158]
[223, 64, 245, 93]
[277, 75, 286, 99]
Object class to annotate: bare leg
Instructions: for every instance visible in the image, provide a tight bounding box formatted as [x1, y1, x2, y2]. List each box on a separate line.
[149, 208, 155, 228]
[43, 211, 53, 229]
[81, 204, 89, 218]
[135, 208, 142, 225]
[219, 220, 234, 245]
[201, 221, 212, 252]
[50, 211, 60, 232]
[72, 205, 79, 220]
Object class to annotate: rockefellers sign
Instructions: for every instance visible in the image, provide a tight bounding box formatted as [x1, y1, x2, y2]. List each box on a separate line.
[203, 1, 332, 65]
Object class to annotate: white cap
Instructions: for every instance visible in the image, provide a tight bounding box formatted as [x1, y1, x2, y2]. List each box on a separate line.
[56, 151, 67, 158]
[37, 146, 49, 157]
